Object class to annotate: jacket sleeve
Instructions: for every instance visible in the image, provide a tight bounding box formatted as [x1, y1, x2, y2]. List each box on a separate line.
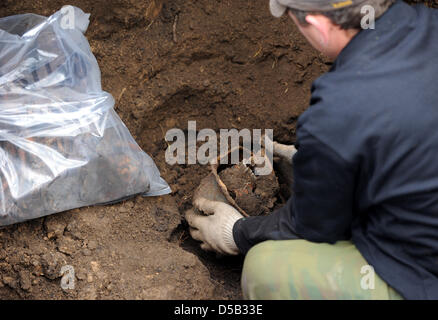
[233, 127, 356, 255]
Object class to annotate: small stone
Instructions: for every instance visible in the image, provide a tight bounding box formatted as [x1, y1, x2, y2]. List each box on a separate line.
[19, 271, 32, 291]
[40, 252, 66, 280]
[79, 285, 97, 299]
[44, 216, 67, 239]
[2, 276, 17, 289]
[66, 221, 85, 240]
[165, 118, 177, 128]
[87, 240, 98, 250]
[90, 261, 100, 273]
[76, 269, 87, 281]
[56, 237, 77, 256]
[0, 249, 6, 260]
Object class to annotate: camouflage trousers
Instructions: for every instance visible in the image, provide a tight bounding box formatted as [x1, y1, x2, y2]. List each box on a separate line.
[241, 240, 403, 300]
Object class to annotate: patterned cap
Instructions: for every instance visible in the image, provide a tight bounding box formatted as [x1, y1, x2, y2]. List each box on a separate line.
[270, 0, 369, 17]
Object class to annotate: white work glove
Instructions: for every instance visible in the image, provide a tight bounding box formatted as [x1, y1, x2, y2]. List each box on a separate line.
[273, 141, 297, 164]
[265, 135, 297, 192]
[263, 134, 297, 164]
[185, 198, 244, 255]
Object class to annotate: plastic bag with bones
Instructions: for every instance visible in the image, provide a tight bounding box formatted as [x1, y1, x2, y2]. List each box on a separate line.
[0, 6, 170, 226]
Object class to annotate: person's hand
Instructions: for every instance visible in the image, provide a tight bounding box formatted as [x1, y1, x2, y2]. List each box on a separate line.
[272, 140, 297, 164]
[262, 134, 297, 164]
[185, 198, 244, 255]
[263, 135, 296, 190]
[274, 141, 296, 188]
[265, 136, 297, 165]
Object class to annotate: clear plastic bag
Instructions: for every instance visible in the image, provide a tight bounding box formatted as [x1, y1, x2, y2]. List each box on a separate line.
[0, 6, 171, 226]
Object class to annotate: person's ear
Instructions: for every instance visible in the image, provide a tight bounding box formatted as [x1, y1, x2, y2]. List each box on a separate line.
[305, 15, 330, 46]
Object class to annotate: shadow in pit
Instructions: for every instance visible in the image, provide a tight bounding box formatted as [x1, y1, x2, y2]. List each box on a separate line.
[169, 221, 245, 299]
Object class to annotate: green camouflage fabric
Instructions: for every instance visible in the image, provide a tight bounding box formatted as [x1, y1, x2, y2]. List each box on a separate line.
[241, 240, 403, 300]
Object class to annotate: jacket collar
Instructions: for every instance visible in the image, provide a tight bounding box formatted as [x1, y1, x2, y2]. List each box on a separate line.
[333, 0, 414, 70]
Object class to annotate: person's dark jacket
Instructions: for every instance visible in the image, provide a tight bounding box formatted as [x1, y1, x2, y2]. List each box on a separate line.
[233, 0, 438, 299]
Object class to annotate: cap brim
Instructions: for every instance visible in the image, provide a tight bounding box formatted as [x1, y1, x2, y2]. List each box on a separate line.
[270, 0, 288, 18]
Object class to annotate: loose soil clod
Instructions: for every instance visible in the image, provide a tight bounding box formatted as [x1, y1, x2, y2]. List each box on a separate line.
[204, 146, 280, 217]
[218, 162, 280, 217]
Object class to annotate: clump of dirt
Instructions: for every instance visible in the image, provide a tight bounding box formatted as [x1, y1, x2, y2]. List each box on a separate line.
[218, 163, 279, 216]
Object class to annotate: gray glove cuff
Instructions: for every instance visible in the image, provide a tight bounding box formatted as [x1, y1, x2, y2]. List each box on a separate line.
[221, 212, 243, 255]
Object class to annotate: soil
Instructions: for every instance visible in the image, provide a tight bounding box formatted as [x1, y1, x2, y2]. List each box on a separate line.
[218, 163, 280, 216]
[4, 0, 430, 300]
